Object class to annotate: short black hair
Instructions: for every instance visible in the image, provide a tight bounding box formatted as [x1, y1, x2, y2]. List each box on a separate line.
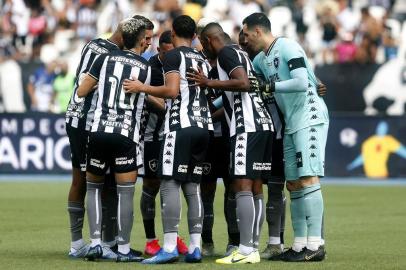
[159, 30, 172, 45]
[200, 22, 224, 38]
[242, 12, 271, 32]
[122, 18, 146, 49]
[132, 15, 154, 30]
[172, 15, 196, 39]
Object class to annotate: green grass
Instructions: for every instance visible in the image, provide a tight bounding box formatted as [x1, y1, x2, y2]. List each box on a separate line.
[0, 182, 405, 270]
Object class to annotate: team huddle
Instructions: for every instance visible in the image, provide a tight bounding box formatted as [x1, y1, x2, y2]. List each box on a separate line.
[65, 12, 329, 264]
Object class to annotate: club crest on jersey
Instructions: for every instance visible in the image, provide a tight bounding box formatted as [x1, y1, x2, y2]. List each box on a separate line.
[201, 162, 211, 175]
[274, 57, 279, 69]
[149, 159, 158, 172]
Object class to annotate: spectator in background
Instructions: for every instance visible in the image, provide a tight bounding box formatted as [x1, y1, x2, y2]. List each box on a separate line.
[27, 61, 55, 112]
[355, 34, 378, 64]
[335, 32, 357, 63]
[76, 0, 98, 41]
[292, 0, 308, 45]
[28, 7, 47, 44]
[52, 61, 74, 113]
[358, 7, 382, 47]
[381, 12, 399, 61]
[183, 0, 205, 22]
[320, 7, 338, 64]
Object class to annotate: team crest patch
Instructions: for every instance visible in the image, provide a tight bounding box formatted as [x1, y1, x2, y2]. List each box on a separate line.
[149, 159, 158, 172]
[201, 162, 211, 175]
[274, 57, 279, 69]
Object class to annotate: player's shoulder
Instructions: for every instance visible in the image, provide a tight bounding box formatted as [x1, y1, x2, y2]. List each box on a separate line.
[88, 38, 119, 53]
[253, 51, 265, 65]
[278, 37, 302, 51]
[219, 44, 239, 55]
[148, 54, 162, 67]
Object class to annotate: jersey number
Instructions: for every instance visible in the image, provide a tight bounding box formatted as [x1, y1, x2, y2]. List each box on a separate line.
[107, 75, 133, 110]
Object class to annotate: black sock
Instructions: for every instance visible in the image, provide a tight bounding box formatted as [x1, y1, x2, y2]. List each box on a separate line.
[202, 230, 213, 244]
[143, 219, 156, 239]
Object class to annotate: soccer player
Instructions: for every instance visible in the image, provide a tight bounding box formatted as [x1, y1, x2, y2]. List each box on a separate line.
[138, 30, 189, 256]
[65, 20, 123, 259]
[239, 26, 287, 261]
[76, 17, 150, 262]
[188, 22, 274, 264]
[123, 15, 213, 264]
[242, 13, 329, 262]
[101, 15, 155, 258]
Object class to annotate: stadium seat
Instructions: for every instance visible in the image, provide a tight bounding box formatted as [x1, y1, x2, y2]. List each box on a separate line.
[268, 6, 292, 37]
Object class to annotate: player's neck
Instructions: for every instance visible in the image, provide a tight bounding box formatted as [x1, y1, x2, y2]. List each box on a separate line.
[129, 46, 143, 55]
[173, 37, 192, 48]
[263, 34, 276, 54]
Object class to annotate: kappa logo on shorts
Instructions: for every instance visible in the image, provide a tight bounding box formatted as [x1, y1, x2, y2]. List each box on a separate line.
[309, 136, 317, 141]
[164, 159, 172, 164]
[167, 134, 174, 139]
[237, 144, 245, 149]
[178, 165, 188, 173]
[296, 152, 303, 168]
[236, 152, 245, 157]
[310, 145, 317, 150]
[149, 159, 158, 172]
[165, 150, 172, 156]
[236, 160, 245, 166]
[201, 162, 211, 175]
[237, 136, 245, 141]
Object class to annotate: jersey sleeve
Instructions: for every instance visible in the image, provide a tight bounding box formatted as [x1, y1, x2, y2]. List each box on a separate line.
[149, 58, 164, 86]
[163, 50, 181, 75]
[274, 39, 308, 93]
[88, 54, 108, 80]
[386, 136, 402, 152]
[218, 46, 244, 77]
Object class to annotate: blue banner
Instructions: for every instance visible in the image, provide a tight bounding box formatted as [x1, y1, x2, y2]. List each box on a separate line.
[0, 113, 71, 174]
[1, 113, 406, 178]
[326, 115, 406, 178]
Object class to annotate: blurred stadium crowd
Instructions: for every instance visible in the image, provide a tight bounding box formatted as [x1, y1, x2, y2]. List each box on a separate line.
[0, 0, 405, 113]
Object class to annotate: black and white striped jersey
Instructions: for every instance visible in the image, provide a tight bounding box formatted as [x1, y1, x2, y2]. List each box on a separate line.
[140, 53, 165, 142]
[65, 38, 119, 130]
[217, 44, 274, 137]
[162, 46, 213, 134]
[88, 49, 151, 143]
[206, 66, 229, 138]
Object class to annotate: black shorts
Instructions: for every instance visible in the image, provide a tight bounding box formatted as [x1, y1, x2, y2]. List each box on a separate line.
[230, 131, 273, 180]
[87, 132, 139, 176]
[66, 124, 89, 172]
[159, 127, 210, 183]
[138, 140, 161, 178]
[202, 135, 230, 182]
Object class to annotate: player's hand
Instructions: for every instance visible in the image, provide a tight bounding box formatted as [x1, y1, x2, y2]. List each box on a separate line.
[123, 78, 144, 93]
[317, 81, 327, 96]
[186, 67, 209, 87]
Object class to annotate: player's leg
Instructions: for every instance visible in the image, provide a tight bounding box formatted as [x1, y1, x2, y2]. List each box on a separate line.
[140, 141, 162, 255]
[283, 124, 328, 262]
[281, 133, 307, 261]
[200, 135, 217, 256]
[141, 177, 160, 254]
[100, 171, 119, 260]
[217, 132, 265, 264]
[84, 132, 108, 260]
[183, 126, 209, 263]
[201, 179, 216, 254]
[262, 136, 286, 260]
[224, 180, 239, 255]
[113, 137, 143, 262]
[66, 125, 88, 257]
[142, 130, 185, 264]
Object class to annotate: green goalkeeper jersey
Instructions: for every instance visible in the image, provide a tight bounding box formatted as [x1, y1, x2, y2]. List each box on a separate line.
[252, 37, 329, 134]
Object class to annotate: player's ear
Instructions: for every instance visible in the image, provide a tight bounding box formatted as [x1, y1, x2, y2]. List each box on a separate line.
[192, 33, 197, 40]
[157, 47, 160, 53]
[255, 26, 261, 37]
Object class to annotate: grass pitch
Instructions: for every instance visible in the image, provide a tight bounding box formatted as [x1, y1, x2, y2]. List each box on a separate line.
[0, 181, 405, 270]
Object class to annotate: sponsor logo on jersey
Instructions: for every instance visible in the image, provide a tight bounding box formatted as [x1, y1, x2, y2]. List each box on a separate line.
[90, 159, 106, 169]
[193, 166, 203, 175]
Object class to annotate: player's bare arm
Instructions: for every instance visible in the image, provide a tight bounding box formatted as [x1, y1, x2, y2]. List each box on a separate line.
[123, 72, 179, 99]
[187, 66, 250, 92]
[77, 74, 97, 97]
